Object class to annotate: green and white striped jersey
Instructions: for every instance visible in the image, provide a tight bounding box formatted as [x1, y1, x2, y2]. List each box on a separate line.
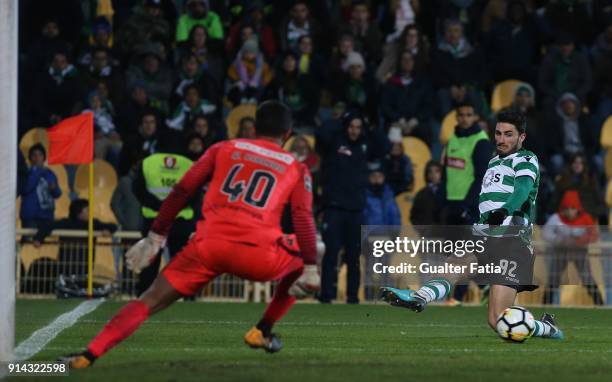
[477, 149, 540, 227]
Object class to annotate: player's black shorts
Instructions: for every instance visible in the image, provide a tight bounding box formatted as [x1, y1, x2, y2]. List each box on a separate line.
[473, 236, 538, 293]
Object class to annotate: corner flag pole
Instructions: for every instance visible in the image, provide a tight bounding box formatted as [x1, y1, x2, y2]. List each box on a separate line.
[87, 162, 94, 297]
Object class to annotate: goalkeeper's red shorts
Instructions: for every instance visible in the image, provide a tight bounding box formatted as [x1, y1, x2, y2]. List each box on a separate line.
[161, 234, 304, 296]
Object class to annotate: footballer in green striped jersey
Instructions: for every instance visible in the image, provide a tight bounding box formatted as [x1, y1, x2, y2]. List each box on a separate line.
[380, 108, 564, 340]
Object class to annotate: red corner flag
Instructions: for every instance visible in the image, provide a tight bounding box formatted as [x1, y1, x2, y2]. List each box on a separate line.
[47, 112, 94, 164]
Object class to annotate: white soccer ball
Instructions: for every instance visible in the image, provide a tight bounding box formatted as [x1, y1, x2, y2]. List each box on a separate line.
[496, 306, 535, 343]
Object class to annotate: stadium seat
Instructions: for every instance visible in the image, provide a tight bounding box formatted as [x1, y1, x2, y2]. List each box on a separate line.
[600, 116, 612, 149]
[74, 159, 118, 223]
[490, 79, 522, 113]
[439, 110, 457, 145]
[402, 136, 431, 195]
[226, 104, 257, 139]
[47, 164, 71, 219]
[19, 128, 48, 161]
[605, 150, 612, 179]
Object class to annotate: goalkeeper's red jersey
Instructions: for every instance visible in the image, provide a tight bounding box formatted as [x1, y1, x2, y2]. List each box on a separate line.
[151, 138, 317, 264]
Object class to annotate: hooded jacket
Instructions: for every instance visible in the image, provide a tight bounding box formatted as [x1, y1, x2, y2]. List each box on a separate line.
[316, 113, 390, 211]
[542, 190, 598, 246]
[546, 92, 597, 157]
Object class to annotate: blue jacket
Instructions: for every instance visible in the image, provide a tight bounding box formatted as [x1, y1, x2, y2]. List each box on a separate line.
[363, 185, 402, 226]
[316, 118, 390, 211]
[20, 166, 61, 222]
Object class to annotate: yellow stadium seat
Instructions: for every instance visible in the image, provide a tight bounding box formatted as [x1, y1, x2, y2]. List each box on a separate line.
[490, 79, 522, 112]
[74, 159, 117, 193]
[74, 159, 118, 223]
[47, 165, 71, 218]
[600, 116, 612, 149]
[19, 128, 48, 162]
[606, 179, 612, 207]
[605, 150, 612, 179]
[225, 104, 257, 139]
[440, 110, 457, 146]
[283, 134, 315, 151]
[402, 137, 431, 196]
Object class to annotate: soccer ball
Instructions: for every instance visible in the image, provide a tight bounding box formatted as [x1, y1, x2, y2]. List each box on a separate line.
[496, 306, 535, 343]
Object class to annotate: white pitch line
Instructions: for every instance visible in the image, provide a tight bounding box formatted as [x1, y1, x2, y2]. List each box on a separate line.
[14, 299, 105, 361]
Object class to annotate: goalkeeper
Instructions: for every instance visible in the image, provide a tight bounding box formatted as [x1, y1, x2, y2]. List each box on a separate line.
[61, 101, 321, 368]
[381, 108, 564, 339]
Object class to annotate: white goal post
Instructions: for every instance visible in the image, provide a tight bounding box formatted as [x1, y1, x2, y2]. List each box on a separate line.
[0, 0, 19, 363]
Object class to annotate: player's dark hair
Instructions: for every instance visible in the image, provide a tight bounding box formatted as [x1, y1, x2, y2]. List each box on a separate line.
[497, 107, 526, 134]
[69, 199, 89, 220]
[255, 100, 292, 138]
[28, 143, 46, 161]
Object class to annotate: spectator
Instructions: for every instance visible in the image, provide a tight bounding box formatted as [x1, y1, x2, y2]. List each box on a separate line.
[410, 160, 445, 226]
[363, 162, 401, 226]
[379, 50, 434, 143]
[32, 50, 84, 126]
[175, 25, 225, 88]
[266, 53, 319, 127]
[176, 0, 224, 43]
[316, 111, 390, 304]
[381, 0, 420, 42]
[538, 34, 592, 109]
[77, 16, 114, 68]
[33, 199, 117, 279]
[171, 53, 220, 111]
[167, 84, 216, 131]
[116, 82, 164, 139]
[539, 0, 592, 46]
[294, 34, 327, 83]
[26, 19, 72, 75]
[332, 52, 378, 121]
[443, 102, 492, 225]
[236, 116, 256, 138]
[111, 163, 143, 232]
[592, 20, 612, 131]
[187, 114, 223, 147]
[484, 0, 538, 82]
[435, 0, 484, 42]
[542, 190, 604, 305]
[226, 1, 277, 59]
[119, 111, 160, 176]
[510, 83, 545, 162]
[185, 133, 206, 161]
[226, 38, 273, 106]
[289, 135, 320, 175]
[80, 47, 125, 107]
[548, 153, 606, 223]
[20, 144, 62, 229]
[114, 0, 171, 64]
[377, 24, 430, 84]
[279, 0, 322, 52]
[84, 92, 122, 166]
[383, 139, 414, 196]
[329, 34, 356, 79]
[337, 1, 383, 67]
[544, 93, 598, 176]
[432, 19, 486, 118]
[126, 45, 174, 112]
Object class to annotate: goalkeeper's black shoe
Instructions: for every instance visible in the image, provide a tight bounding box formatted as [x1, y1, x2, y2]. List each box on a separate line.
[540, 313, 565, 340]
[380, 287, 427, 312]
[244, 327, 283, 353]
[58, 350, 96, 368]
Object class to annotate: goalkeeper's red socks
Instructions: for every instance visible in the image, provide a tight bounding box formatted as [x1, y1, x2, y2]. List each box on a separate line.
[87, 300, 150, 358]
[259, 266, 303, 332]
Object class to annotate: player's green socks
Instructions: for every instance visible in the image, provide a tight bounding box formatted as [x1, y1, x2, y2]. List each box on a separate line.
[415, 278, 452, 303]
[532, 320, 553, 337]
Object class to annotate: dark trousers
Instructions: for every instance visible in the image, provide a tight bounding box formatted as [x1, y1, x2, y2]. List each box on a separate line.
[136, 218, 195, 296]
[320, 208, 362, 303]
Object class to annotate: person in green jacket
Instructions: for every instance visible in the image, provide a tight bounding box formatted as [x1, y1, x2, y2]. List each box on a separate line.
[176, 0, 224, 42]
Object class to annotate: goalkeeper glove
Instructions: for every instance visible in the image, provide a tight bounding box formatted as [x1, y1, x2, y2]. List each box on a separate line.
[125, 231, 166, 274]
[289, 264, 320, 299]
[486, 209, 508, 226]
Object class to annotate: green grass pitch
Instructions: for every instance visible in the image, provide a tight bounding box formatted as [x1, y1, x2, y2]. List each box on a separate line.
[11, 300, 612, 382]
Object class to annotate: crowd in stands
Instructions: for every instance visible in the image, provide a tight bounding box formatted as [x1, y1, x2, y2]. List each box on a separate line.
[15, 0, 612, 301]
